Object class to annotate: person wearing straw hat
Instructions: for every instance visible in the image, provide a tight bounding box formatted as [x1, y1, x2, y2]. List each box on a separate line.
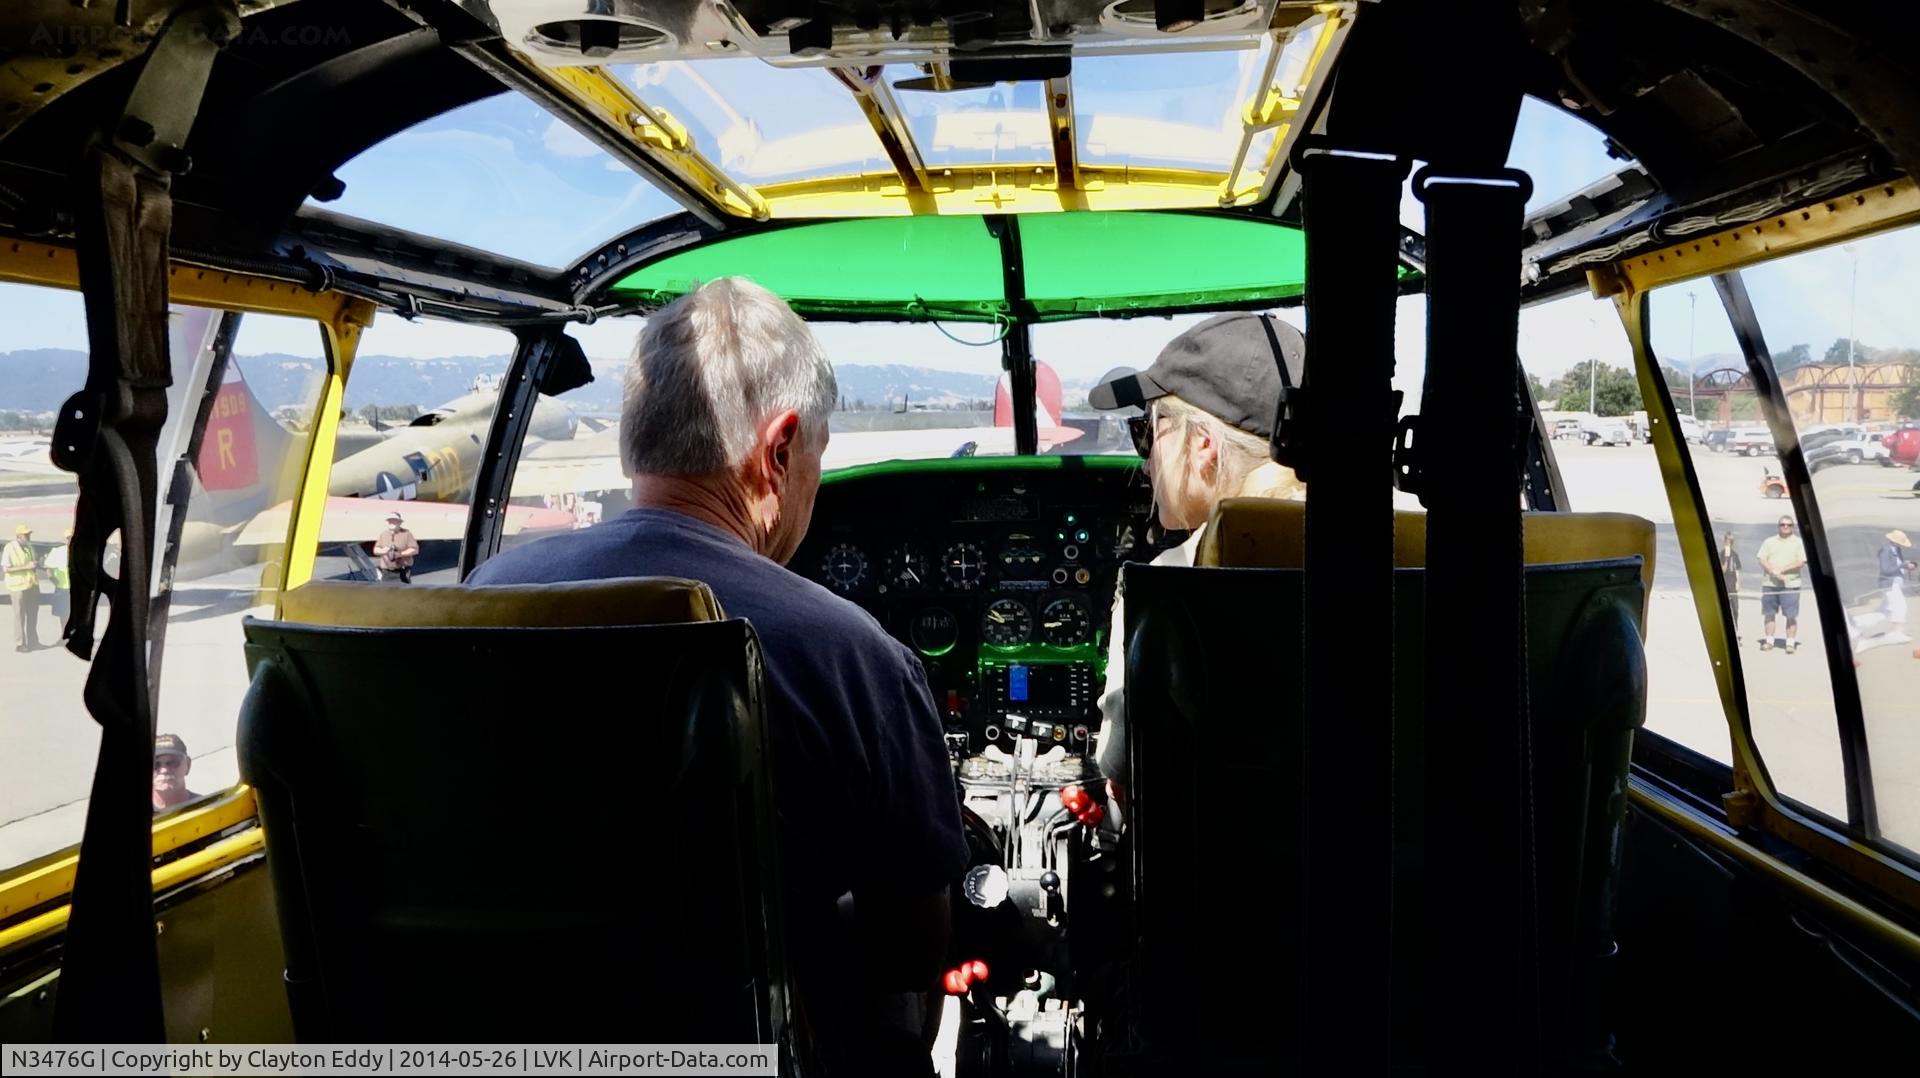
[1878, 529, 1915, 643]
[4, 523, 41, 652]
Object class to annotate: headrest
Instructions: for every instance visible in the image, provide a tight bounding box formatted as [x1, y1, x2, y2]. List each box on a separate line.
[1199, 498, 1655, 597]
[278, 577, 724, 628]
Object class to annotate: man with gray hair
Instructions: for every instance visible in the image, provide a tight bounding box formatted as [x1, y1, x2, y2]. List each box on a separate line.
[469, 278, 966, 1074]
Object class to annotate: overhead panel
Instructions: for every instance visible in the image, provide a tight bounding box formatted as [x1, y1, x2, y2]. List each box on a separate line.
[467, 0, 1325, 68]
[453, 0, 1353, 219]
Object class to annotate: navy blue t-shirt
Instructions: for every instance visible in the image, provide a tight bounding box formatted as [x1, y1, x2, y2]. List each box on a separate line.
[467, 508, 968, 957]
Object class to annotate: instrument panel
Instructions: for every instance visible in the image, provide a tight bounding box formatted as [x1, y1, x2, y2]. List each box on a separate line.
[794, 458, 1173, 755]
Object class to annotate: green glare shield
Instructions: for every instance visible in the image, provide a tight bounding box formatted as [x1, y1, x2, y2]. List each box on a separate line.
[607, 211, 1343, 321]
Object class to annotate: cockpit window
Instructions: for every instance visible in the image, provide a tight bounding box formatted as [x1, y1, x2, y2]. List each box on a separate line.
[1399, 96, 1637, 233]
[881, 66, 1053, 169]
[1072, 18, 1328, 192]
[1729, 225, 1920, 847]
[1508, 95, 1634, 215]
[609, 60, 894, 185]
[310, 315, 518, 586]
[313, 93, 682, 269]
[812, 320, 1039, 468]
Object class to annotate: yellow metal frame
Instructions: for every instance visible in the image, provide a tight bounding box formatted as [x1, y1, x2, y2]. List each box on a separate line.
[1221, 3, 1349, 207]
[0, 830, 265, 955]
[0, 787, 264, 952]
[1592, 179, 1920, 920]
[1631, 781, 1920, 966]
[0, 237, 372, 595]
[516, 61, 770, 221]
[1606, 177, 1920, 295]
[745, 164, 1234, 216]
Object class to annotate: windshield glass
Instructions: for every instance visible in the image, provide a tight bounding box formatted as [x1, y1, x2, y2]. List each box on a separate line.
[1399, 95, 1636, 232]
[314, 92, 682, 268]
[610, 60, 894, 185]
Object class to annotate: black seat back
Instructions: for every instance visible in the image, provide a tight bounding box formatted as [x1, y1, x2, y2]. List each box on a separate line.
[1121, 557, 1645, 1069]
[238, 581, 784, 1045]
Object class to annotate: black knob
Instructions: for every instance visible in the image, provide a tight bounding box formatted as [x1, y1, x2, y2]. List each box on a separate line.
[1039, 870, 1061, 893]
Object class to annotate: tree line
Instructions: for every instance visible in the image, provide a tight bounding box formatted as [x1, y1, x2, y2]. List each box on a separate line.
[1529, 336, 1920, 420]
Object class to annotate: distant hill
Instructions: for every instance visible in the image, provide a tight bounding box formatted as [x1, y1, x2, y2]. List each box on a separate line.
[0, 348, 1006, 417]
[827, 363, 997, 410]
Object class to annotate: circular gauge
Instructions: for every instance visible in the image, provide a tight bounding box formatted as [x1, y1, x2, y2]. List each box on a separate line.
[820, 543, 867, 592]
[943, 542, 986, 590]
[909, 607, 960, 657]
[885, 544, 931, 591]
[1041, 598, 1091, 646]
[982, 598, 1033, 648]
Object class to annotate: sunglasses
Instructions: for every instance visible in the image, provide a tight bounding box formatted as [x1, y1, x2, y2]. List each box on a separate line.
[1128, 413, 1155, 458]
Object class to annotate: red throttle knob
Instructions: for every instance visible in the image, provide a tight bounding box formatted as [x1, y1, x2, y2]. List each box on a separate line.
[1061, 784, 1090, 814]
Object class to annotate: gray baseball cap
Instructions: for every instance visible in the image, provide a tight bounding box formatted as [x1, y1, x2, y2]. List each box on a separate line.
[1088, 312, 1304, 440]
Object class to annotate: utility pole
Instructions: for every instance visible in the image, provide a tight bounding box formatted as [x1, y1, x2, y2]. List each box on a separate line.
[1847, 244, 1860, 423]
[1688, 290, 1698, 419]
[1589, 356, 1597, 415]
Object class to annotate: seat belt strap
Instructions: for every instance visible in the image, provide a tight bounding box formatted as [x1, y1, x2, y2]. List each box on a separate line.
[51, 3, 238, 1043]
[1294, 141, 1408, 1072]
[1416, 164, 1539, 1071]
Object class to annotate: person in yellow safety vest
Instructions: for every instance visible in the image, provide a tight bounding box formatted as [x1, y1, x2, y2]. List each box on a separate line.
[4, 523, 41, 652]
[45, 527, 72, 630]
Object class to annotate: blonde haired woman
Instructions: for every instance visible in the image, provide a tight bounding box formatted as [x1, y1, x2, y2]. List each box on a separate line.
[1087, 312, 1307, 805]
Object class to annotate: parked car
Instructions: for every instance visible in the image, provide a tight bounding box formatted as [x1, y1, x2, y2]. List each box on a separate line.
[1676, 413, 1706, 444]
[1801, 427, 1849, 471]
[1581, 417, 1634, 446]
[1705, 429, 1734, 453]
[1729, 427, 1776, 456]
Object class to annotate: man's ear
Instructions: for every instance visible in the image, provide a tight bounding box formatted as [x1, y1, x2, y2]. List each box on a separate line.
[760, 410, 803, 493]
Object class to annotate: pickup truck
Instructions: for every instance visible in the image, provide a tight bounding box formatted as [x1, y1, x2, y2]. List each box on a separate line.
[1728, 426, 1781, 455]
[1581, 418, 1635, 446]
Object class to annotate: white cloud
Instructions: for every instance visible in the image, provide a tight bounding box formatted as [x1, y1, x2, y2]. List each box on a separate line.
[541, 117, 602, 159]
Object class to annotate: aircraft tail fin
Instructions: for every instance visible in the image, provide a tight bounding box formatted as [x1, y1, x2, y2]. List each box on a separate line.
[993, 360, 1084, 451]
[196, 360, 296, 497]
